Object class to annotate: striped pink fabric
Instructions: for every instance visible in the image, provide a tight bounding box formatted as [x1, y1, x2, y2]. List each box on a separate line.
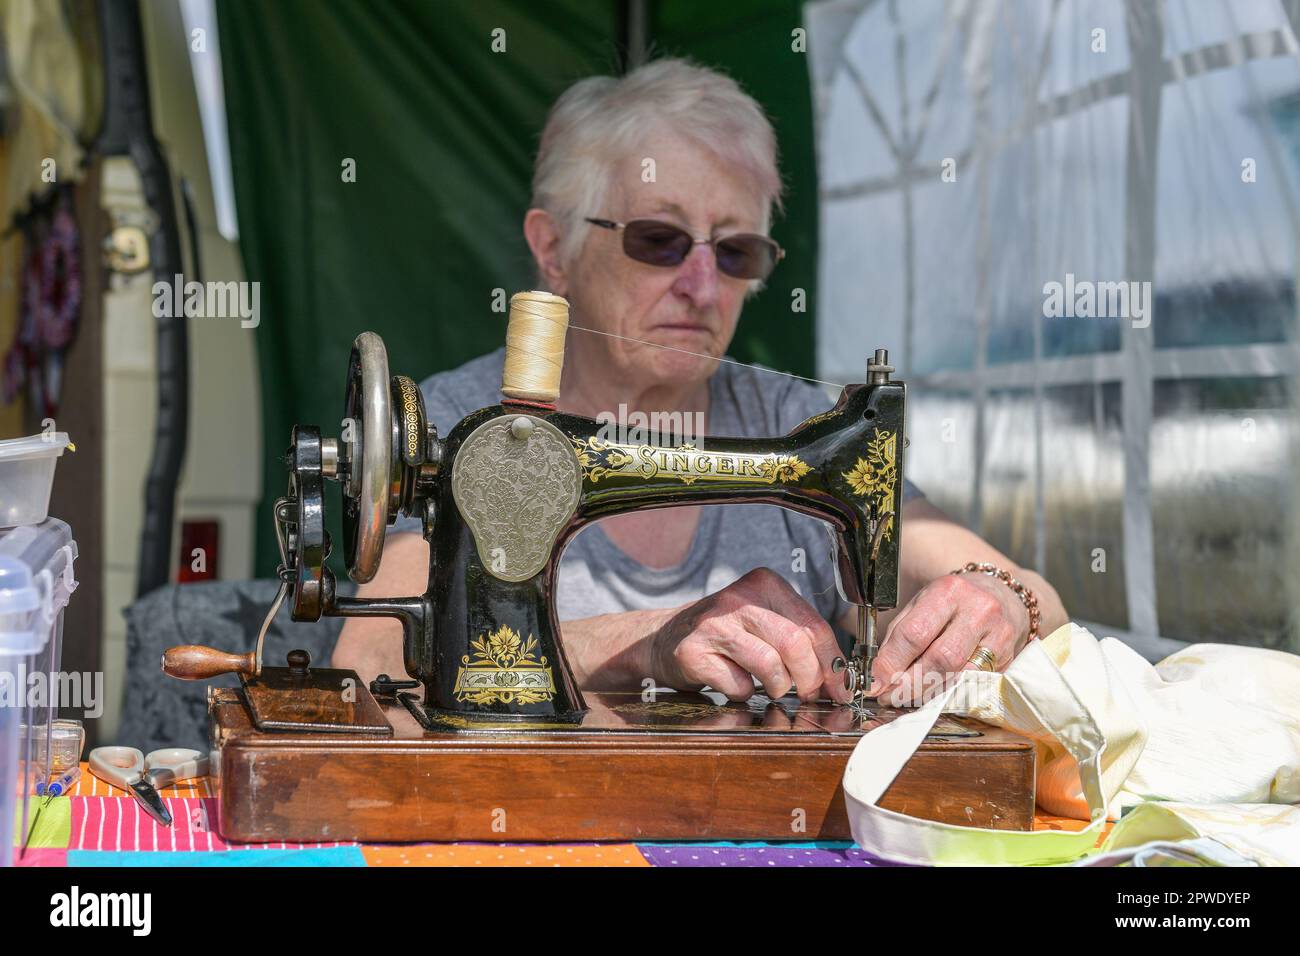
[68, 797, 357, 852]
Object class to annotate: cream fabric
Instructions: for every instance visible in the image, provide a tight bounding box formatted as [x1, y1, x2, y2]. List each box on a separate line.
[1089, 803, 1300, 868]
[842, 623, 1300, 866]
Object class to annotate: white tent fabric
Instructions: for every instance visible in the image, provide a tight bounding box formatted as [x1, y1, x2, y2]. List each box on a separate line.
[806, 0, 1300, 653]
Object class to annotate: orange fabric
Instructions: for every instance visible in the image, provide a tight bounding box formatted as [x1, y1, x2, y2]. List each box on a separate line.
[72, 761, 216, 798]
[362, 843, 651, 867]
[1033, 810, 1114, 847]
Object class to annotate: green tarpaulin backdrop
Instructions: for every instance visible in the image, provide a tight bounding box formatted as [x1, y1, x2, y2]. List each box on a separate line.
[217, 0, 819, 576]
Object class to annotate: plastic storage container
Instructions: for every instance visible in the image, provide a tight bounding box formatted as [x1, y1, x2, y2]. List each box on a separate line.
[0, 518, 76, 865]
[0, 433, 72, 528]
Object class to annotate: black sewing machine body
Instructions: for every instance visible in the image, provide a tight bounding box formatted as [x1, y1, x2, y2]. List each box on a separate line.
[417, 383, 903, 723]
[271, 332, 907, 726]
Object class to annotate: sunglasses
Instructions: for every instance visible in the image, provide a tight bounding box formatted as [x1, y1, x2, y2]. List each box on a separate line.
[585, 217, 784, 281]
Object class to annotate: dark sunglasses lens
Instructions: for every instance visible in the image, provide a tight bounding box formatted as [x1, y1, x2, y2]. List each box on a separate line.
[623, 221, 693, 267]
[716, 235, 776, 280]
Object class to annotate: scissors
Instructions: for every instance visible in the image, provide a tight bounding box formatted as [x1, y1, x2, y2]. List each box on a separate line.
[88, 746, 210, 827]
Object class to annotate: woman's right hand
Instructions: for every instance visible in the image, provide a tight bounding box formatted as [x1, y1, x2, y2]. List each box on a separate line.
[648, 568, 851, 704]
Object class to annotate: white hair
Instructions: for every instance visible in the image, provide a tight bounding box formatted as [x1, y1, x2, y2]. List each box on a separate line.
[531, 58, 784, 269]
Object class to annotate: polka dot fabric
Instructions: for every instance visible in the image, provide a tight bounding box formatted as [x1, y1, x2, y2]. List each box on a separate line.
[636, 842, 909, 867]
[362, 843, 650, 867]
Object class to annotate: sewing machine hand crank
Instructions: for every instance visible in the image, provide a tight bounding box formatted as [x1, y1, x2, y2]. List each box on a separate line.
[162, 331, 434, 683]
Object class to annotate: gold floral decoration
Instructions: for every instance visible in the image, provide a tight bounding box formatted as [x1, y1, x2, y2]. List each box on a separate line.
[469, 625, 535, 668]
[571, 437, 635, 482]
[765, 454, 813, 483]
[842, 430, 898, 540]
[454, 625, 555, 706]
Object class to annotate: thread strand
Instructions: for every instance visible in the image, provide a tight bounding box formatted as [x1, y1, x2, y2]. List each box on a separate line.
[565, 323, 845, 390]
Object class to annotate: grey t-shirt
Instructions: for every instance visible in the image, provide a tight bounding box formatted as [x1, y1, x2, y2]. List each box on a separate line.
[399, 348, 921, 630]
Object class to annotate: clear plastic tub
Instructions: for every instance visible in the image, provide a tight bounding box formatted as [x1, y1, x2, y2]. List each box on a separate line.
[0, 518, 76, 864]
[0, 433, 72, 528]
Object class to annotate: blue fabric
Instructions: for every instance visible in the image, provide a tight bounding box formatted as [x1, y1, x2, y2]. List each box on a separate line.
[67, 847, 367, 867]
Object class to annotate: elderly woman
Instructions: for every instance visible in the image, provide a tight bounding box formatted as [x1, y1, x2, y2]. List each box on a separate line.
[333, 58, 1066, 705]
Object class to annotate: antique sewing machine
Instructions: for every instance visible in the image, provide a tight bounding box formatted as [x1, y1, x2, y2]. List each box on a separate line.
[163, 292, 1034, 843]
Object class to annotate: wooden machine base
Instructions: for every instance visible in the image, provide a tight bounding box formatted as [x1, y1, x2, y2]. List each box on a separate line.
[209, 688, 1036, 843]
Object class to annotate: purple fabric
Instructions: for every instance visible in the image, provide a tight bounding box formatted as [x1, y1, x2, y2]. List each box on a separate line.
[635, 843, 913, 867]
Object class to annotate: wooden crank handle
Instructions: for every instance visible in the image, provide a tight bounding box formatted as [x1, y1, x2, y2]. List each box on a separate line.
[162, 645, 257, 680]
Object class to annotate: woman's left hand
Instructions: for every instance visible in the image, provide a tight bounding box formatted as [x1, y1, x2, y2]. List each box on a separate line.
[868, 572, 1031, 705]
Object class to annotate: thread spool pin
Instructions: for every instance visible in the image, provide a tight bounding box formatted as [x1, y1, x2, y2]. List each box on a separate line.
[510, 416, 534, 440]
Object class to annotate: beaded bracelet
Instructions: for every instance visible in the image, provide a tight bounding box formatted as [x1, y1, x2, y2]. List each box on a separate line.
[949, 561, 1041, 642]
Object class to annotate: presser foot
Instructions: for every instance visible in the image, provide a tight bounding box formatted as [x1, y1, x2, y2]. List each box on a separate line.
[830, 654, 874, 715]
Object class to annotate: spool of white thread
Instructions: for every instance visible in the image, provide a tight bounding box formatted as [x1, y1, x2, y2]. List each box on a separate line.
[502, 290, 570, 402]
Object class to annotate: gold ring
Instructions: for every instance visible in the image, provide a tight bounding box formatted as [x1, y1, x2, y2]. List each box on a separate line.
[967, 646, 997, 672]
